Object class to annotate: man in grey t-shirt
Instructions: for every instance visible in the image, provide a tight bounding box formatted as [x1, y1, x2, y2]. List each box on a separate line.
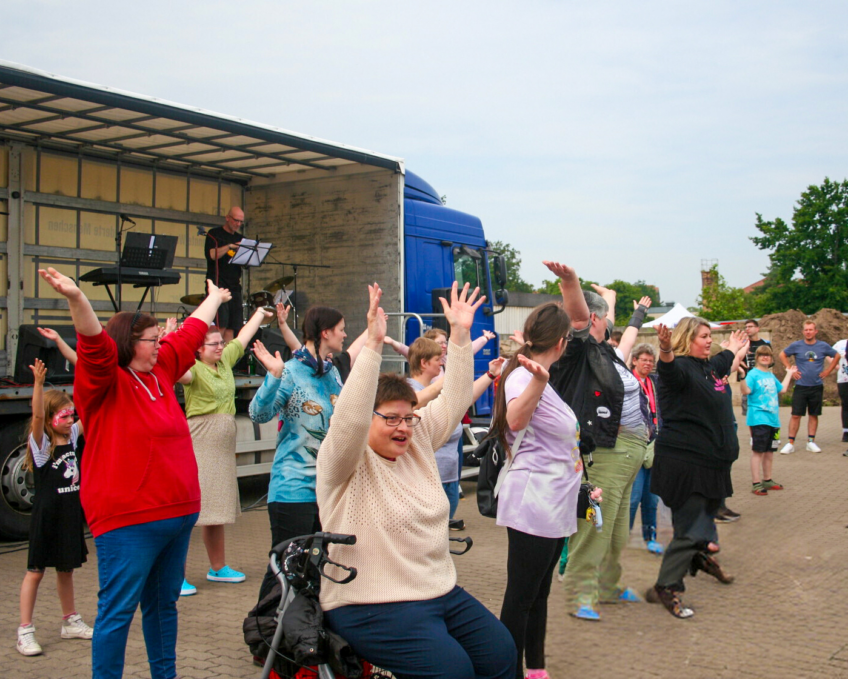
[778, 320, 840, 453]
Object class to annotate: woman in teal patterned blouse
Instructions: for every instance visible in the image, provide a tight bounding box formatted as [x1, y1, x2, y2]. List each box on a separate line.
[249, 305, 346, 600]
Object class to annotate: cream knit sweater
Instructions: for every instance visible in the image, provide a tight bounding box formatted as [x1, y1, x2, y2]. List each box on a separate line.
[316, 341, 473, 611]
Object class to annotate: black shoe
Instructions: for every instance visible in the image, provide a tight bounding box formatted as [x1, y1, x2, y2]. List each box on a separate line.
[449, 519, 465, 531]
[716, 507, 741, 523]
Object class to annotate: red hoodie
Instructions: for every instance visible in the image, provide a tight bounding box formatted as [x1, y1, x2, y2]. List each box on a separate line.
[74, 318, 206, 537]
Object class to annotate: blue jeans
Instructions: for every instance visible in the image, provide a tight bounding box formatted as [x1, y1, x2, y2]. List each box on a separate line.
[325, 585, 516, 679]
[443, 481, 460, 519]
[629, 466, 659, 542]
[92, 513, 198, 679]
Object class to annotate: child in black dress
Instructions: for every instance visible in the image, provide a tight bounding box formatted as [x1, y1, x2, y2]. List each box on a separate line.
[16, 358, 93, 657]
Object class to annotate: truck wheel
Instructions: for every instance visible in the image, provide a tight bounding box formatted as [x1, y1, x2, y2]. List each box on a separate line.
[0, 421, 33, 540]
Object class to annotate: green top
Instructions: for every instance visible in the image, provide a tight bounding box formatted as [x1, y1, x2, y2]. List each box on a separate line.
[183, 340, 245, 418]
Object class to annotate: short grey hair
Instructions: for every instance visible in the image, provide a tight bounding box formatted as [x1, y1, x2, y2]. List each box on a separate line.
[629, 343, 656, 369]
[583, 290, 608, 319]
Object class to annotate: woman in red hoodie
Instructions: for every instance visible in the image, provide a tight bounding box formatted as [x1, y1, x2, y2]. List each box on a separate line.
[39, 267, 230, 679]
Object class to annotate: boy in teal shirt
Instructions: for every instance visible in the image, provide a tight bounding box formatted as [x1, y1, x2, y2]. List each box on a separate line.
[740, 346, 794, 495]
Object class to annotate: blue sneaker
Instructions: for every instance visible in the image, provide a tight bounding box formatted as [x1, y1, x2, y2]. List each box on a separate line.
[618, 587, 643, 602]
[207, 565, 246, 583]
[571, 605, 600, 621]
[180, 579, 197, 596]
[647, 540, 664, 555]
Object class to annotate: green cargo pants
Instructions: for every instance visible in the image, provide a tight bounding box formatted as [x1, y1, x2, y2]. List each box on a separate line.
[562, 431, 646, 610]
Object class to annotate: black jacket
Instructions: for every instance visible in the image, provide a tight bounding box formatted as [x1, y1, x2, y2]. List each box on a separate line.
[549, 327, 629, 448]
[654, 350, 739, 469]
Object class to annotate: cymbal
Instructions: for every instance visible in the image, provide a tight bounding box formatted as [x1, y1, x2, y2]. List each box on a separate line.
[266, 276, 295, 293]
[180, 293, 205, 306]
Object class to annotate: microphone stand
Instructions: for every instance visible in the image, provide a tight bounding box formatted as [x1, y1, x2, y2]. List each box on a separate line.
[115, 214, 135, 311]
[263, 252, 331, 329]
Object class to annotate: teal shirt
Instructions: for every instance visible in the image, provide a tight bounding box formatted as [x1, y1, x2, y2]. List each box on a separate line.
[745, 368, 783, 428]
[249, 356, 342, 503]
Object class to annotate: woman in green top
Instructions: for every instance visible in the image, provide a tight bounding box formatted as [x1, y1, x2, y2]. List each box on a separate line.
[178, 307, 272, 594]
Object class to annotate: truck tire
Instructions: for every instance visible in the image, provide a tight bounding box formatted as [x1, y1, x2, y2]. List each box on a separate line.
[0, 420, 33, 540]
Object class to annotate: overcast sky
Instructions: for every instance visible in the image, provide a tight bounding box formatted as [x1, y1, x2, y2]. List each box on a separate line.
[6, 1, 848, 306]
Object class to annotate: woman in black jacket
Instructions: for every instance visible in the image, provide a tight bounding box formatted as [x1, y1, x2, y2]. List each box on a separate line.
[648, 318, 748, 618]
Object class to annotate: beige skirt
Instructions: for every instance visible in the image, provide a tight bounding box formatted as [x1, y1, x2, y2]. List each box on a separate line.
[189, 413, 241, 526]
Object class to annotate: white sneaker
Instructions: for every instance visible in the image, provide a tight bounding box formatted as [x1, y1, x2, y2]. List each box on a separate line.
[806, 441, 822, 453]
[779, 443, 795, 454]
[61, 613, 93, 640]
[16, 624, 43, 656]
[556, 571, 565, 582]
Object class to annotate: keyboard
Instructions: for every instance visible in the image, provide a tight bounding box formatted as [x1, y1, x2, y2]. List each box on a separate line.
[80, 267, 181, 287]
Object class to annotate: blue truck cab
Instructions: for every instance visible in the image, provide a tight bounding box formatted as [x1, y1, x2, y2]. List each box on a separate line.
[403, 171, 508, 416]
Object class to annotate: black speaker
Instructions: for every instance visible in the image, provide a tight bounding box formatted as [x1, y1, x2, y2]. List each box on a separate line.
[14, 325, 77, 385]
[430, 287, 451, 334]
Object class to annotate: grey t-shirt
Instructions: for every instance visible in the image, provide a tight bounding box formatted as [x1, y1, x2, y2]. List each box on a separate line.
[783, 340, 837, 387]
[407, 377, 462, 483]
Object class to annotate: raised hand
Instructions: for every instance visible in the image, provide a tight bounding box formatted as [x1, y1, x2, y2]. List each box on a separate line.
[30, 358, 47, 384]
[255, 308, 274, 322]
[542, 261, 578, 284]
[482, 329, 497, 341]
[39, 268, 82, 300]
[516, 353, 549, 382]
[488, 356, 506, 378]
[439, 281, 485, 334]
[252, 339, 284, 379]
[36, 327, 60, 343]
[656, 324, 672, 352]
[634, 296, 652, 309]
[590, 283, 613, 297]
[163, 317, 178, 336]
[509, 329, 525, 345]
[206, 279, 233, 304]
[366, 283, 386, 347]
[276, 303, 292, 328]
[726, 329, 749, 355]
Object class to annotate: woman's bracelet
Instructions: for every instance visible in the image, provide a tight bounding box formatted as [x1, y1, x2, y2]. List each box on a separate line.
[486, 370, 496, 380]
[659, 346, 673, 354]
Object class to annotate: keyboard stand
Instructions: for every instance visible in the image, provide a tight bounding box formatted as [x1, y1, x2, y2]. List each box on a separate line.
[97, 281, 155, 313]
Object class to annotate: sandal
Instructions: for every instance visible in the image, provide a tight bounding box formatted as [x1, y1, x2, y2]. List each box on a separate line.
[690, 552, 734, 584]
[646, 585, 694, 619]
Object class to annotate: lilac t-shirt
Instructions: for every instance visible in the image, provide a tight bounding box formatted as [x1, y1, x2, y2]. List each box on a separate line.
[496, 367, 583, 539]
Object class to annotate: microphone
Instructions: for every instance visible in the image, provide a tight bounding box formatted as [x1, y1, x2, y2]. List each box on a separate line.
[196, 225, 208, 236]
[119, 213, 137, 225]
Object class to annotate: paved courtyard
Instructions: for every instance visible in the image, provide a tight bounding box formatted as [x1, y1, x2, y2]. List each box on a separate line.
[2, 406, 848, 679]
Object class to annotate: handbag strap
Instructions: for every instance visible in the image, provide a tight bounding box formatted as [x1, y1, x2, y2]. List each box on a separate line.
[493, 426, 528, 498]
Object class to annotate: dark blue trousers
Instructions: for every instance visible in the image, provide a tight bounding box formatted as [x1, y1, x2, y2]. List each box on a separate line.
[324, 586, 516, 679]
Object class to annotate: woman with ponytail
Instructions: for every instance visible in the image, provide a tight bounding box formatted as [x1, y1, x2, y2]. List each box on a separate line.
[495, 303, 602, 679]
[249, 306, 346, 600]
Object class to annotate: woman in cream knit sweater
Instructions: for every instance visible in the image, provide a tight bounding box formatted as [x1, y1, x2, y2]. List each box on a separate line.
[316, 282, 516, 679]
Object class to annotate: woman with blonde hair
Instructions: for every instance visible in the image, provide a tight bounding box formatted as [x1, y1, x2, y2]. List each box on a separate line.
[647, 318, 747, 618]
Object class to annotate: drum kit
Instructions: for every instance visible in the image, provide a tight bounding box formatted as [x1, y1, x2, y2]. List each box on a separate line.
[180, 275, 295, 328]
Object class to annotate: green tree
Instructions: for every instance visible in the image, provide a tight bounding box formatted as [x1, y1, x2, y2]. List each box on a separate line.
[605, 280, 661, 325]
[696, 265, 749, 321]
[488, 240, 534, 292]
[751, 177, 848, 313]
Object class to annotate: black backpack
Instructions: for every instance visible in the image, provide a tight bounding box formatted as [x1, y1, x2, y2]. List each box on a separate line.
[473, 427, 528, 518]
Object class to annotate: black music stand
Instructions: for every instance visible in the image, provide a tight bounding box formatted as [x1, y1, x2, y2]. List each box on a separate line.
[98, 233, 179, 312]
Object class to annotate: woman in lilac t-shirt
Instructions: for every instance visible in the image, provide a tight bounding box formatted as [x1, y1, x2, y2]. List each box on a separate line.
[494, 303, 602, 679]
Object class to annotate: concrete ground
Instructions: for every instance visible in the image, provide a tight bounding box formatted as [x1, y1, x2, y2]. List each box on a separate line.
[2, 406, 848, 679]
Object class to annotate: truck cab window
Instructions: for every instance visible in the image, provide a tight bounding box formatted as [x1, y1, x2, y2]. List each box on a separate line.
[453, 246, 483, 291]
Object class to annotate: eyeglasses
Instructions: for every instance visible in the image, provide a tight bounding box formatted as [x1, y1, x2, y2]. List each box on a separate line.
[204, 341, 226, 347]
[228, 217, 244, 225]
[135, 337, 161, 345]
[373, 411, 422, 427]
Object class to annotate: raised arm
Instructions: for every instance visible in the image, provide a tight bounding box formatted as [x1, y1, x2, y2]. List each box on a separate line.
[413, 376, 446, 409]
[318, 283, 387, 488]
[543, 261, 590, 329]
[345, 325, 373, 366]
[276, 303, 303, 353]
[37, 327, 77, 366]
[248, 340, 289, 423]
[383, 336, 409, 357]
[38, 268, 101, 336]
[471, 330, 496, 354]
[190, 279, 232, 327]
[778, 368, 795, 394]
[29, 359, 46, 444]
[617, 296, 652, 361]
[472, 356, 505, 402]
[237, 308, 274, 350]
[590, 284, 617, 327]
